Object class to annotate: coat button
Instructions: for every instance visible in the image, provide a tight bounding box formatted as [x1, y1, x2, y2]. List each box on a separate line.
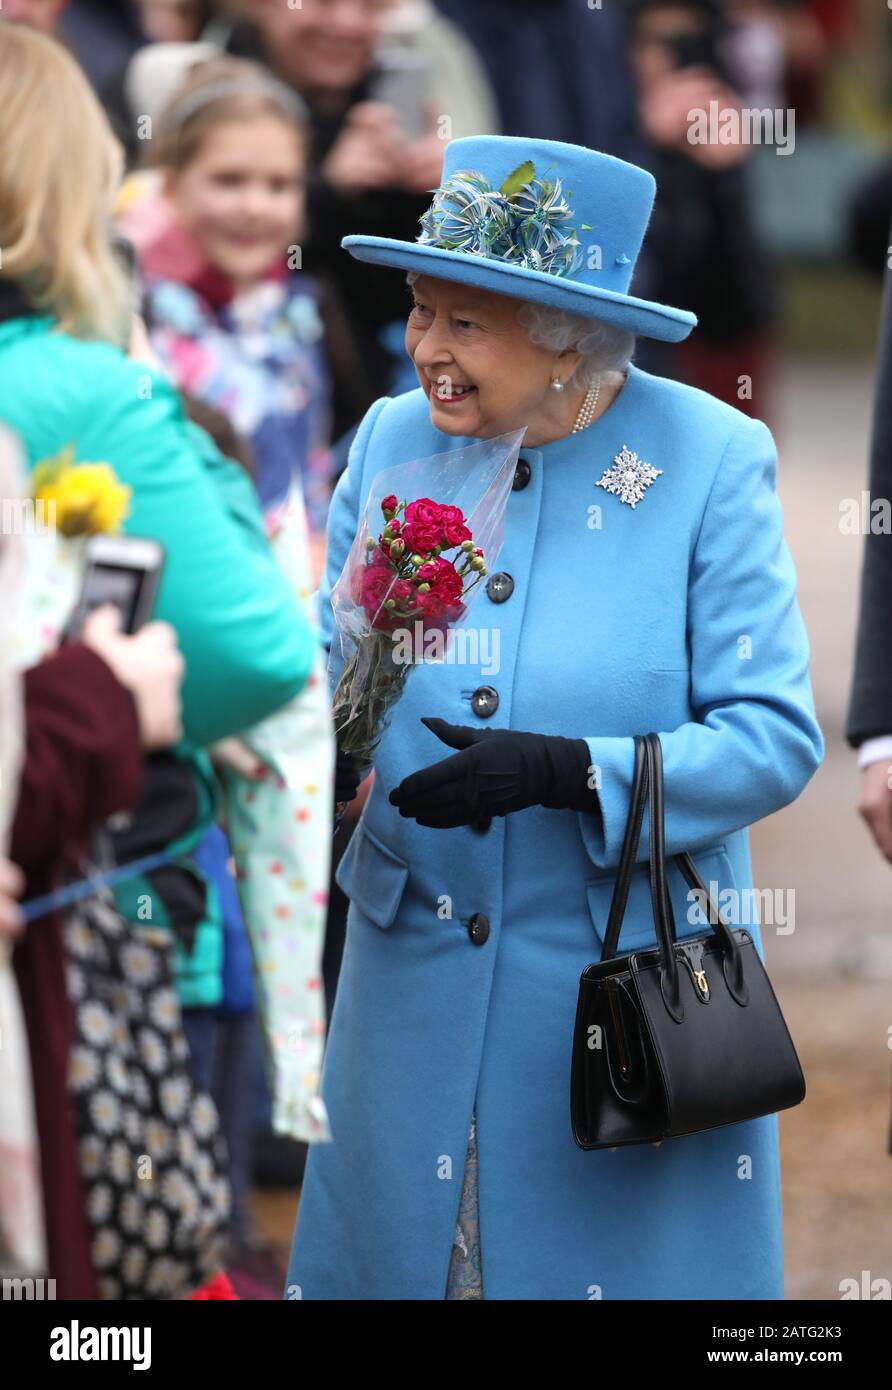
[467, 912, 490, 945]
[486, 571, 514, 603]
[512, 458, 531, 491]
[470, 685, 499, 717]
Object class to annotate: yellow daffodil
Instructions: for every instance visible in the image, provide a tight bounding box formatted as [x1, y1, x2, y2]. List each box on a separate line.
[33, 447, 131, 537]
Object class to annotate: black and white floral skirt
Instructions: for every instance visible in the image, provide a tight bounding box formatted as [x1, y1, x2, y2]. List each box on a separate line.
[445, 1110, 483, 1299]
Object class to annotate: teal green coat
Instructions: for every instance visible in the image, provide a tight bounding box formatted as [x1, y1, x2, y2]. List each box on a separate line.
[0, 316, 316, 1004]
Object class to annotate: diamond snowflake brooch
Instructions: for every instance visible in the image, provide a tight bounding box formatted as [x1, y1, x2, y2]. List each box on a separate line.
[596, 446, 663, 509]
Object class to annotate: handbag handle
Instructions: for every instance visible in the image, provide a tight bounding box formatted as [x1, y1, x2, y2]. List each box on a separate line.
[600, 734, 746, 984]
[601, 736, 649, 961]
[602, 734, 672, 963]
[644, 731, 686, 1012]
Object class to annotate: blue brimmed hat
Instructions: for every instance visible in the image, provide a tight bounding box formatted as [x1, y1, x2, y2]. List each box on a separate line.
[341, 135, 697, 344]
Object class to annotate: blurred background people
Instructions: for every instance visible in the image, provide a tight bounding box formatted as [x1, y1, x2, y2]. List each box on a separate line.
[1, 1, 148, 97]
[118, 59, 342, 1282]
[626, 0, 779, 416]
[139, 0, 220, 44]
[218, 0, 493, 439]
[848, 270, 892, 869]
[1, 0, 69, 34]
[60, 1, 148, 89]
[103, 1, 499, 442]
[847, 255, 892, 1165]
[431, 0, 643, 156]
[0, 20, 317, 1296]
[126, 57, 335, 537]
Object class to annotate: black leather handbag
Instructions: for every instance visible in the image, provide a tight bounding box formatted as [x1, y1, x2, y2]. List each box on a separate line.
[571, 732, 805, 1150]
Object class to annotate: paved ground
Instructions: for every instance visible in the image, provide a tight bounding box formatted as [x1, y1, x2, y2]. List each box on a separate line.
[256, 358, 892, 1299]
[753, 357, 892, 1300]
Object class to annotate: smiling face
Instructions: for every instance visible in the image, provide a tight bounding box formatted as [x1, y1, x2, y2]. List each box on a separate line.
[166, 116, 305, 289]
[405, 275, 583, 441]
[249, 0, 385, 95]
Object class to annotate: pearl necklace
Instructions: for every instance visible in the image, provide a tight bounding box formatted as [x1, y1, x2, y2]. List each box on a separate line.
[571, 375, 602, 433]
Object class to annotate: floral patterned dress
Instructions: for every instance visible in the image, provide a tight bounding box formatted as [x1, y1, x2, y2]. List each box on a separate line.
[445, 1110, 483, 1298]
[144, 270, 333, 529]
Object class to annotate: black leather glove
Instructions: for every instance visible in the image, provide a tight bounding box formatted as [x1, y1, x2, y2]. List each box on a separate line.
[335, 746, 363, 804]
[388, 717, 597, 829]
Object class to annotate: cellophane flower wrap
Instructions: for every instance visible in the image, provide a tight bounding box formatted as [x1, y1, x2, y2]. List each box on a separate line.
[329, 429, 526, 773]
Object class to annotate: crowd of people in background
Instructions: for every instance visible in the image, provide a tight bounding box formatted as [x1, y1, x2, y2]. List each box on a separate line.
[0, 0, 851, 1300]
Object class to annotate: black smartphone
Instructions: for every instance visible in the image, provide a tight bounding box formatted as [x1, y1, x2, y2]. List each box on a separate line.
[67, 534, 165, 638]
[667, 29, 731, 84]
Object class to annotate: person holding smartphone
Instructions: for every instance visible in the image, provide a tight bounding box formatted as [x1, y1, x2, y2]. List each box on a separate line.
[8, 606, 183, 1299]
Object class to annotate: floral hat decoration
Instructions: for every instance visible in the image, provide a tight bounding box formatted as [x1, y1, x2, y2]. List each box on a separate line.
[341, 134, 697, 343]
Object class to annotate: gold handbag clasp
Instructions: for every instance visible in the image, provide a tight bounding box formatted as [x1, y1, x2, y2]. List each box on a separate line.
[680, 941, 710, 1001]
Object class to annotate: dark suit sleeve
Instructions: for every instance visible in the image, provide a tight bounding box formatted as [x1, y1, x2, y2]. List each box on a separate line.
[846, 264, 892, 746]
[10, 643, 143, 876]
[848, 156, 892, 278]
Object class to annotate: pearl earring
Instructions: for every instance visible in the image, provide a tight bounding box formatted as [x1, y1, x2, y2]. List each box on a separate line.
[551, 376, 565, 392]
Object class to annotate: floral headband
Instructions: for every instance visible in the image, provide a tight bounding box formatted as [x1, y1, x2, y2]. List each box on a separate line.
[417, 159, 591, 279]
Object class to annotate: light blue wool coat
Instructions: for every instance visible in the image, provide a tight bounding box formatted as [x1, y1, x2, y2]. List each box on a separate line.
[287, 363, 824, 1301]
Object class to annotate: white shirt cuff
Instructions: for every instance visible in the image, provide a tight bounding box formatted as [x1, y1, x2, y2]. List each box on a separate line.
[857, 735, 892, 768]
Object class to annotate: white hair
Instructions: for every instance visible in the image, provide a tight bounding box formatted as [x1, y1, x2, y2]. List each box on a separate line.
[516, 301, 636, 387]
[405, 270, 635, 388]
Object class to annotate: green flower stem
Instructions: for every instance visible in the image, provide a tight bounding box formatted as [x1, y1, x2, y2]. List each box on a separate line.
[332, 631, 411, 770]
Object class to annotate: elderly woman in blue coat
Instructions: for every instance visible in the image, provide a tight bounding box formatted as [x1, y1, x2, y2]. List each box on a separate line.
[287, 135, 823, 1301]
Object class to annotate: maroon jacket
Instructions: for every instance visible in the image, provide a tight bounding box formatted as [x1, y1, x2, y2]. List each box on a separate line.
[11, 644, 142, 1299]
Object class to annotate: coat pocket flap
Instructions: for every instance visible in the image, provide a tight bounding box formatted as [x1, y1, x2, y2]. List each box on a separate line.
[335, 820, 409, 930]
[585, 843, 732, 954]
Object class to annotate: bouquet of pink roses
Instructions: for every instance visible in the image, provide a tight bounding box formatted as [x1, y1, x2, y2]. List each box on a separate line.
[329, 429, 526, 793]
